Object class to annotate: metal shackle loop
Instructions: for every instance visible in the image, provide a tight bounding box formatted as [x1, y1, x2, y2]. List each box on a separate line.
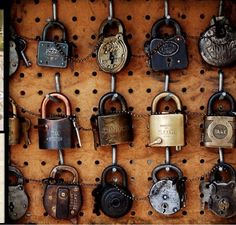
[98, 18, 124, 37]
[9, 97, 17, 118]
[41, 92, 71, 119]
[151, 164, 183, 184]
[151, 91, 182, 114]
[50, 165, 79, 183]
[101, 164, 127, 188]
[8, 165, 24, 185]
[42, 21, 67, 41]
[98, 92, 128, 115]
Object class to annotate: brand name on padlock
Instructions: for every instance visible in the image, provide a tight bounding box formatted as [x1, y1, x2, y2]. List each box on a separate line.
[101, 125, 130, 134]
[157, 41, 179, 56]
[213, 124, 228, 139]
[46, 46, 60, 60]
[158, 128, 176, 135]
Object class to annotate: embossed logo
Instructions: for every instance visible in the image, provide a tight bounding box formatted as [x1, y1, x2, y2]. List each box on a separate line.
[213, 124, 228, 139]
[157, 41, 179, 56]
[46, 46, 60, 61]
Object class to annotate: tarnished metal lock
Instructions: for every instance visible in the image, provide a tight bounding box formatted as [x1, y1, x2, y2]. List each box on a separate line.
[8, 166, 29, 221]
[38, 92, 74, 149]
[97, 18, 130, 73]
[149, 92, 185, 150]
[144, 18, 188, 71]
[200, 163, 236, 218]
[204, 91, 236, 148]
[37, 21, 69, 68]
[9, 40, 19, 76]
[92, 165, 133, 218]
[9, 97, 20, 145]
[149, 164, 186, 215]
[43, 165, 82, 223]
[91, 92, 133, 148]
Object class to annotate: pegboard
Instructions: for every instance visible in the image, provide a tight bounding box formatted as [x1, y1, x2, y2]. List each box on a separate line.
[9, 0, 236, 224]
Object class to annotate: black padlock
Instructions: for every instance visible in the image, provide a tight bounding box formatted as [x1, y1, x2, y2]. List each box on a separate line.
[145, 18, 188, 72]
[92, 165, 133, 218]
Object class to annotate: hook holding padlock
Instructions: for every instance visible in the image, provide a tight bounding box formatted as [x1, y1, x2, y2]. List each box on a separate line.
[108, 0, 113, 21]
[164, 0, 170, 20]
[52, 0, 57, 21]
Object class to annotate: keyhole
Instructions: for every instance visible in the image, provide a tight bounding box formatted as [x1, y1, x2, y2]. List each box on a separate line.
[9, 202, 14, 212]
[109, 52, 114, 64]
[167, 57, 171, 67]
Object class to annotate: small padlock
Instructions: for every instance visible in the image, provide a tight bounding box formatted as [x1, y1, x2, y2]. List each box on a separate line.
[149, 92, 185, 150]
[92, 165, 133, 218]
[37, 21, 69, 68]
[38, 92, 74, 149]
[97, 18, 130, 73]
[149, 164, 186, 215]
[9, 40, 19, 76]
[91, 92, 133, 148]
[200, 163, 236, 218]
[204, 91, 236, 148]
[144, 18, 188, 72]
[8, 166, 29, 221]
[43, 165, 82, 223]
[9, 97, 20, 145]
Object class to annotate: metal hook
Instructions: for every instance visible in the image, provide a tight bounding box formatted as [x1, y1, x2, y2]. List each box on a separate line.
[58, 149, 64, 165]
[111, 73, 116, 93]
[108, 0, 113, 21]
[112, 145, 117, 172]
[218, 70, 224, 92]
[165, 147, 170, 171]
[55, 72, 61, 93]
[164, 72, 169, 92]
[52, 0, 57, 21]
[218, 0, 224, 17]
[218, 147, 224, 171]
[164, 0, 170, 19]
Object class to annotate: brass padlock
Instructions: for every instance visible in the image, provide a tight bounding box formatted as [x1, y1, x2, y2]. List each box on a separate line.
[9, 97, 20, 145]
[43, 165, 82, 224]
[204, 91, 236, 148]
[91, 92, 133, 148]
[149, 92, 185, 150]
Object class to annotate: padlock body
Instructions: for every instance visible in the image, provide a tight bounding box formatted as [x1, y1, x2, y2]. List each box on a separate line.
[149, 114, 184, 147]
[9, 117, 20, 145]
[97, 113, 133, 146]
[204, 116, 236, 148]
[149, 35, 188, 71]
[38, 117, 73, 149]
[37, 41, 68, 68]
[43, 184, 82, 220]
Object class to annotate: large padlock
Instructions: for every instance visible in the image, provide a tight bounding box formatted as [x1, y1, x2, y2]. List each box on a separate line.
[144, 18, 188, 71]
[92, 164, 133, 218]
[204, 91, 236, 148]
[8, 165, 29, 221]
[91, 92, 133, 148]
[9, 97, 20, 145]
[149, 92, 185, 150]
[149, 164, 186, 215]
[38, 92, 74, 149]
[43, 165, 82, 223]
[200, 163, 236, 218]
[37, 21, 69, 68]
[97, 18, 130, 73]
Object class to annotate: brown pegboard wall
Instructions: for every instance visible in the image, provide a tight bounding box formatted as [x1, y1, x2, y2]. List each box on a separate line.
[9, 0, 236, 224]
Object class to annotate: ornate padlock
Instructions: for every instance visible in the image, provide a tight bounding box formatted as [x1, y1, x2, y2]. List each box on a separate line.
[204, 91, 236, 148]
[149, 92, 185, 150]
[97, 18, 130, 73]
[145, 18, 188, 71]
[149, 164, 186, 215]
[9, 97, 20, 145]
[92, 165, 133, 218]
[38, 92, 74, 149]
[91, 92, 133, 148]
[43, 165, 82, 223]
[9, 40, 19, 76]
[37, 21, 69, 68]
[200, 163, 236, 218]
[8, 166, 29, 221]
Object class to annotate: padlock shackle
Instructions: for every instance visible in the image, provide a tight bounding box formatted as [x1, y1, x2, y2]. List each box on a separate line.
[151, 18, 182, 38]
[151, 164, 183, 184]
[9, 97, 17, 118]
[101, 164, 127, 188]
[98, 92, 128, 115]
[151, 91, 182, 114]
[8, 165, 24, 185]
[41, 92, 71, 119]
[50, 165, 79, 183]
[207, 91, 235, 116]
[98, 18, 124, 36]
[42, 21, 67, 41]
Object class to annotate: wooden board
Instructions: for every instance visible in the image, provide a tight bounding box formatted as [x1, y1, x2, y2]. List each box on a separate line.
[9, 0, 236, 224]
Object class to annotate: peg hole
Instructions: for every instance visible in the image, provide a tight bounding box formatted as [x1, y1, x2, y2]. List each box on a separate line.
[146, 71, 151, 75]
[127, 33, 132, 39]
[182, 211, 187, 215]
[95, 160, 100, 165]
[37, 72, 42, 78]
[20, 90, 25, 96]
[75, 107, 80, 112]
[73, 35, 78, 40]
[20, 73, 24, 78]
[72, 16, 77, 22]
[41, 161, 46, 166]
[74, 71, 79, 77]
[200, 159, 205, 164]
[181, 14, 187, 19]
[75, 89, 80, 95]
[146, 106, 151, 111]
[200, 141, 204, 146]
[131, 211, 136, 216]
[79, 211, 84, 216]
[24, 161, 28, 166]
[128, 71, 133, 76]
[200, 14, 205, 19]
[148, 177, 152, 181]
[182, 159, 187, 164]
[129, 160, 134, 164]
[200, 210, 204, 215]
[182, 87, 187, 93]
[200, 87, 205, 92]
[95, 177, 100, 182]
[90, 16, 96, 21]
[91, 34, 96, 40]
[145, 33, 150, 39]
[92, 71, 97, 76]
[93, 107, 98, 112]
[127, 15, 132, 20]
[77, 160, 82, 165]
[128, 106, 134, 111]
[35, 17, 40, 23]
[34, 0, 40, 3]
[200, 106, 204, 110]
[148, 210, 153, 216]
[128, 88, 133, 94]
[145, 15, 151, 20]
[200, 69, 205, 75]
[43, 212, 48, 216]
[93, 89, 98, 94]
[146, 88, 151, 93]
[92, 53, 97, 58]
[38, 90, 43, 95]
[23, 144, 27, 149]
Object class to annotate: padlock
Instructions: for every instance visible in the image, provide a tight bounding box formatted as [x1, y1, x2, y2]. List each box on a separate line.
[37, 21, 69, 68]
[43, 165, 82, 223]
[38, 92, 74, 149]
[91, 92, 133, 148]
[9, 97, 20, 145]
[200, 163, 236, 218]
[97, 18, 130, 73]
[9, 40, 19, 76]
[144, 18, 188, 71]
[149, 92, 185, 150]
[149, 164, 186, 215]
[8, 165, 29, 221]
[204, 91, 236, 148]
[92, 164, 133, 218]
